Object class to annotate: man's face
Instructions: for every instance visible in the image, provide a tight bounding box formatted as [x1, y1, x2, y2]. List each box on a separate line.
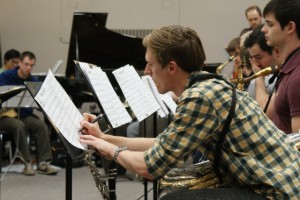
[144, 48, 171, 94]
[5, 58, 20, 70]
[248, 43, 274, 69]
[18, 56, 35, 78]
[246, 9, 262, 29]
[262, 13, 286, 47]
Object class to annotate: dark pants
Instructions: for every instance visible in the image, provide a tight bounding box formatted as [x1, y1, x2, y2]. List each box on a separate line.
[0, 115, 52, 163]
[160, 188, 267, 200]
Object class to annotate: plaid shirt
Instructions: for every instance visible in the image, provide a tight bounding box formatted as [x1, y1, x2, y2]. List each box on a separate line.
[144, 71, 300, 199]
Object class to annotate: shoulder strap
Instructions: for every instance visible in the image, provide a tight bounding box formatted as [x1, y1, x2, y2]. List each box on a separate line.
[189, 73, 237, 187]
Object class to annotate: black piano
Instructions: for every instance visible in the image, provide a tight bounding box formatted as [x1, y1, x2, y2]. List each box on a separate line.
[66, 12, 147, 79]
[42, 12, 219, 108]
[47, 12, 147, 108]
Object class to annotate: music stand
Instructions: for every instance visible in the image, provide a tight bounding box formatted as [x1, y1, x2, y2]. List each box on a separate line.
[0, 86, 26, 181]
[24, 81, 85, 200]
[0, 86, 26, 105]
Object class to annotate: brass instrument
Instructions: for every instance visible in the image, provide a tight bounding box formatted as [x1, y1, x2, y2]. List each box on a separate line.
[216, 55, 236, 74]
[230, 65, 278, 85]
[236, 56, 246, 90]
[159, 160, 219, 197]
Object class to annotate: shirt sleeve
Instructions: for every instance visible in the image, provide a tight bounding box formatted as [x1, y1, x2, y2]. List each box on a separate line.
[144, 89, 219, 179]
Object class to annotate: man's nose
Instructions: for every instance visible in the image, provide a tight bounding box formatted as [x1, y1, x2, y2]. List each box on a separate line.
[144, 65, 152, 75]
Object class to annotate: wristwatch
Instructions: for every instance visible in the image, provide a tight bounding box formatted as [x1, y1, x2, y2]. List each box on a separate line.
[113, 146, 128, 162]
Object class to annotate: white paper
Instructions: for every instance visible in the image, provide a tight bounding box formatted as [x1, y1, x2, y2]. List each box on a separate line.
[34, 70, 86, 150]
[161, 92, 177, 115]
[142, 75, 169, 118]
[113, 65, 160, 122]
[77, 61, 132, 128]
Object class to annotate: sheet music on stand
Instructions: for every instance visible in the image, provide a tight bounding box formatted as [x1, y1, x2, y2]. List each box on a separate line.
[0, 85, 38, 108]
[112, 65, 160, 122]
[141, 75, 177, 116]
[25, 70, 86, 159]
[75, 61, 132, 128]
[141, 75, 169, 118]
[160, 92, 177, 115]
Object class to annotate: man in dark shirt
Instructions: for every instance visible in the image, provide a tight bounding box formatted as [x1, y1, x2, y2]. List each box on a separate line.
[261, 0, 300, 134]
[0, 51, 58, 175]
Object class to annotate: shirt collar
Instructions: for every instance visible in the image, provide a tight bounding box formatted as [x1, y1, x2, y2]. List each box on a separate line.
[185, 71, 204, 89]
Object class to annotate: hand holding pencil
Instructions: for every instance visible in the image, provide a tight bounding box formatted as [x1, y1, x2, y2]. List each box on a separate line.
[79, 113, 107, 138]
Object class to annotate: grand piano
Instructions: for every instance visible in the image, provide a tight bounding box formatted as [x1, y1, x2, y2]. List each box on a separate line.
[66, 12, 146, 79]
[62, 12, 146, 107]
[55, 12, 218, 108]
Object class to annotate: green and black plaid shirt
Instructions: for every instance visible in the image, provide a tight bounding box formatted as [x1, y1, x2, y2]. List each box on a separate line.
[144, 71, 300, 199]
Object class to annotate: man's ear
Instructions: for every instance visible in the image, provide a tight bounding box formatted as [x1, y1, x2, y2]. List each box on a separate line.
[287, 21, 296, 35]
[168, 61, 178, 75]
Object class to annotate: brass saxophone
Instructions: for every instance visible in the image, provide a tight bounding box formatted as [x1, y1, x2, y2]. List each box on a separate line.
[230, 65, 278, 85]
[236, 56, 247, 90]
[216, 55, 236, 74]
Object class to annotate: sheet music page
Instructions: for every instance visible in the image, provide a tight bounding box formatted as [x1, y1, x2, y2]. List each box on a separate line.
[34, 70, 86, 150]
[77, 61, 132, 128]
[142, 75, 169, 118]
[161, 92, 177, 115]
[113, 65, 160, 122]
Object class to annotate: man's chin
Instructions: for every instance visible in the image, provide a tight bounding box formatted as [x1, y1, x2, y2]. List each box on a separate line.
[265, 39, 274, 47]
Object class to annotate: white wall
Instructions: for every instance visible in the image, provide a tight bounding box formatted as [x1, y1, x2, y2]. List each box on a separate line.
[0, 0, 269, 74]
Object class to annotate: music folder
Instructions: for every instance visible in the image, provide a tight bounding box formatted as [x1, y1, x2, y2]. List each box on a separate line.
[24, 78, 86, 160]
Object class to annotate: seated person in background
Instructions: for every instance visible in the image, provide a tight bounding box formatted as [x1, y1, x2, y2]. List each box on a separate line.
[79, 25, 300, 199]
[0, 49, 20, 73]
[240, 5, 263, 46]
[239, 47, 253, 78]
[225, 37, 241, 79]
[243, 24, 280, 110]
[0, 51, 58, 176]
[230, 46, 253, 91]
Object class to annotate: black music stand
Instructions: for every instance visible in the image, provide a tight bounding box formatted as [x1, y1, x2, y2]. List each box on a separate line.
[0, 86, 26, 105]
[75, 61, 120, 200]
[24, 81, 85, 200]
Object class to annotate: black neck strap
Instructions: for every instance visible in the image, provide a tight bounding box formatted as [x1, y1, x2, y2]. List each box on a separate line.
[189, 73, 237, 187]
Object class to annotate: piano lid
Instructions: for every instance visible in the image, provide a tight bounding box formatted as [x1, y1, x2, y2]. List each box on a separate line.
[66, 12, 147, 79]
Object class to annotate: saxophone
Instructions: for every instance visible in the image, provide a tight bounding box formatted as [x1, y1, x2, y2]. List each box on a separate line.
[236, 56, 246, 90]
[230, 65, 278, 84]
[216, 55, 236, 74]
